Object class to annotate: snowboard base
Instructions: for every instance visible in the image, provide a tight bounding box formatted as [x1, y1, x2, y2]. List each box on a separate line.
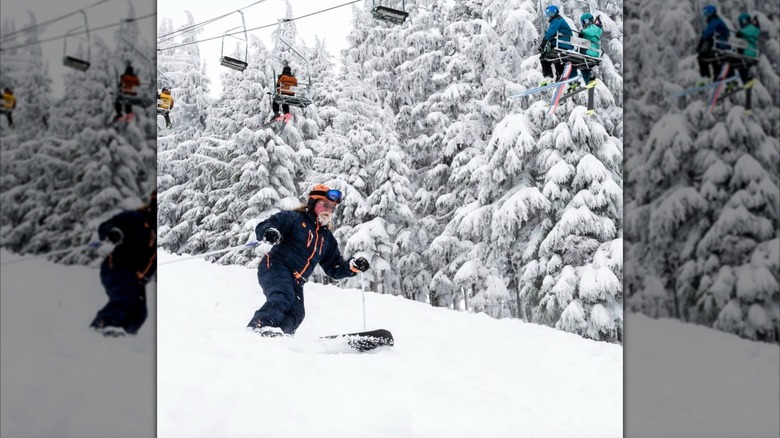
[321, 329, 394, 352]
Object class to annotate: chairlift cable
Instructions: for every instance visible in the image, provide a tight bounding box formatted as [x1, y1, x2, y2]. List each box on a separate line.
[156, 0, 269, 43]
[0, 0, 114, 42]
[0, 13, 155, 53]
[157, 0, 362, 52]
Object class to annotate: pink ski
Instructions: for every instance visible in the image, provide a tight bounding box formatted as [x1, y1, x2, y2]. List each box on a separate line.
[549, 62, 574, 115]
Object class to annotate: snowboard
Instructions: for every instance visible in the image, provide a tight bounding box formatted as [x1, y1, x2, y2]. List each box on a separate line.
[321, 329, 394, 352]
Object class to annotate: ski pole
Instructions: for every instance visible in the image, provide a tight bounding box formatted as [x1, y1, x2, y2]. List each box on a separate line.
[157, 241, 260, 266]
[360, 272, 366, 331]
[0, 241, 102, 266]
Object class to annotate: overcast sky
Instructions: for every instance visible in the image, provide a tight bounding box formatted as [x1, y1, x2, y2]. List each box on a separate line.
[157, 0, 359, 98]
[0, 0, 157, 98]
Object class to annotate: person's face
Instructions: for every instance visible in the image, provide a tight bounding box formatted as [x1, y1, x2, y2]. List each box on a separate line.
[314, 200, 337, 225]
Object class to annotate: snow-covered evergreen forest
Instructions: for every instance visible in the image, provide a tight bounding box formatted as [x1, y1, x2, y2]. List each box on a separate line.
[0, 7, 157, 266]
[624, 0, 780, 344]
[157, 0, 625, 342]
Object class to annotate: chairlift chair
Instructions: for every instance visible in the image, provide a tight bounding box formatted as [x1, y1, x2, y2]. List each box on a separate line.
[703, 36, 759, 70]
[543, 33, 602, 70]
[271, 69, 313, 108]
[62, 10, 91, 71]
[219, 11, 249, 72]
[271, 19, 314, 108]
[371, 0, 409, 24]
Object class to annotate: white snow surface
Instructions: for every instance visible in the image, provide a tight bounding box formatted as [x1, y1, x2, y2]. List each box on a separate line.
[0, 250, 155, 438]
[625, 313, 780, 438]
[4, 248, 776, 438]
[157, 249, 623, 438]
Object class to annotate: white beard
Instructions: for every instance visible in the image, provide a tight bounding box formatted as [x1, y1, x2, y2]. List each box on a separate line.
[317, 211, 332, 226]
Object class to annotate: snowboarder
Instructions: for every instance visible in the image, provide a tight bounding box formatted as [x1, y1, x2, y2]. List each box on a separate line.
[157, 87, 174, 128]
[538, 5, 574, 87]
[115, 65, 140, 120]
[696, 4, 730, 86]
[1, 87, 17, 128]
[247, 184, 370, 337]
[89, 191, 157, 336]
[732, 12, 760, 86]
[271, 65, 298, 119]
[567, 13, 602, 93]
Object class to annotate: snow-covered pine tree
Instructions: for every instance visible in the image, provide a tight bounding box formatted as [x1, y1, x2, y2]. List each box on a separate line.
[0, 14, 52, 140]
[624, 0, 779, 343]
[1, 18, 155, 264]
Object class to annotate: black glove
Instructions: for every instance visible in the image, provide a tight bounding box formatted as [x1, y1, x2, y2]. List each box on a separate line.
[350, 257, 370, 272]
[106, 228, 123, 244]
[262, 228, 281, 245]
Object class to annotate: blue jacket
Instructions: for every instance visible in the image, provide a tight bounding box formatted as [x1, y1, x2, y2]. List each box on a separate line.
[255, 209, 356, 281]
[700, 15, 729, 49]
[543, 14, 573, 45]
[98, 208, 156, 282]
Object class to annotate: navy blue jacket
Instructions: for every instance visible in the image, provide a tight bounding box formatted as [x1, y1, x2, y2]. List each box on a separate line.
[98, 208, 156, 282]
[543, 14, 573, 45]
[700, 15, 730, 49]
[255, 209, 356, 281]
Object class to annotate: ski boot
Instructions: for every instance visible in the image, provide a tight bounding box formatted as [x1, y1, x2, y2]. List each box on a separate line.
[247, 318, 285, 337]
[725, 81, 739, 94]
[695, 77, 709, 88]
[538, 77, 554, 87]
[567, 81, 580, 94]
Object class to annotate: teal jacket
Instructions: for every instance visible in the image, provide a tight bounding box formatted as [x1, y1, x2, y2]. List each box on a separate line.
[736, 24, 760, 57]
[580, 24, 602, 57]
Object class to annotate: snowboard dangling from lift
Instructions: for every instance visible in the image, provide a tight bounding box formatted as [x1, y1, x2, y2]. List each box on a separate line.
[321, 329, 394, 352]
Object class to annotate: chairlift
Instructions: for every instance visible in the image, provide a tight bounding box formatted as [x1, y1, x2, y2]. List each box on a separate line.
[702, 36, 759, 70]
[219, 11, 249, 72]
[538, 1, 601, 70]
[371, 0, 409, 24]
[271, 19, 313, 108]
[62, 10, 91, 71]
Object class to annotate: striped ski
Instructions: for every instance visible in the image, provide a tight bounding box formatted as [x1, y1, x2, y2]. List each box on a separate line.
[707, 62, 731, 113]
[548, 62, 574, 115]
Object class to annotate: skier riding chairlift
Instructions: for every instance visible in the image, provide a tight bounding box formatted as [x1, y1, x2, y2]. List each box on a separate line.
[1, 87, 17, 128]
[157, 87, 174, 129]
[538, 5, 602, 88]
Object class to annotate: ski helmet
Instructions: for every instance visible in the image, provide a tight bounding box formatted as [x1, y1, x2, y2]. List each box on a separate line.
[545, 5, 559, 17]
[580, 13, 594, 26]
[702, 5, 716, 18]
[307, 184, 343, 211]
[282, 65, 292, 75]
[161, 87, 170, 93]
[737, 12, 752, 26]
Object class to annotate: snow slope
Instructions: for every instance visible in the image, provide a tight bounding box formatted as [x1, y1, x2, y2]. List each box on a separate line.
[0, 250, 155, 438]
[157, 249, 623, 438]
[624, 313, 780, 438]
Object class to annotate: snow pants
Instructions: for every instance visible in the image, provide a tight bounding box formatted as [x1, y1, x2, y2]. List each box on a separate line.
[91, 262, 148, 334]
[541, 58, 566, 81]
[272, 101, 290, 116]
[115, 101, 132, 119]
[248, 258, 305, 335]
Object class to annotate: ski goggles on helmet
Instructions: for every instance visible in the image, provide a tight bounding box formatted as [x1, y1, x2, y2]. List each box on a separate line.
[309, 188, 343, 204]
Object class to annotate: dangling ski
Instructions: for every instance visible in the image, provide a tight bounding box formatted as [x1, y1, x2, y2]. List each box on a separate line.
[667, 75, 740, 99]
[548, 62, 574, 115]
[261, 113, 293, 130]
[559, 78, 599, 115]
[707, 62, 731, 113]
[508, 73, 582, 100]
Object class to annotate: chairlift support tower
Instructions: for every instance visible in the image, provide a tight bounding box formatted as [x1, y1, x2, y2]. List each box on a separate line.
[219, 10, 249, 72]
[62, 10, 91, 71]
